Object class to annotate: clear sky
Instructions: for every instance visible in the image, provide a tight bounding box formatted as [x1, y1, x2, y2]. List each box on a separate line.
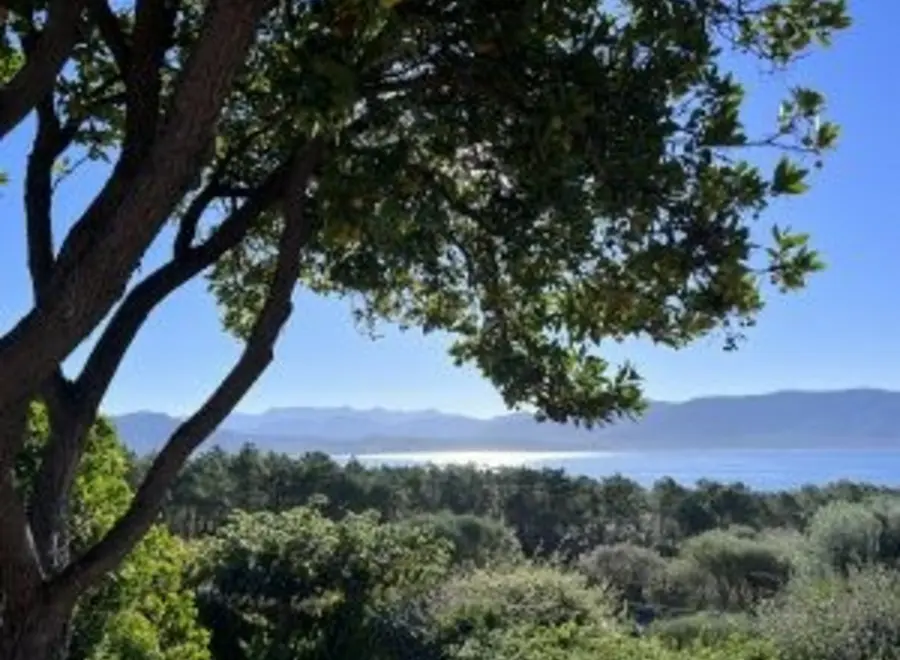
[0, 3, 895, 418]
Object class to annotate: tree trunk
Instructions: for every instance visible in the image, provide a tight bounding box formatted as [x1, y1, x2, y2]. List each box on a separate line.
[30, 401, 87, 576]
[0, 589, 72, 660]
[29, 404, 89, 660]
[0, 399, 76, 660]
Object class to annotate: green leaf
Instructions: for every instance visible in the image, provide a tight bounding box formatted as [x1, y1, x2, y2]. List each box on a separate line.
[771, 158, 810, 195]
[816, 121, 841, 150]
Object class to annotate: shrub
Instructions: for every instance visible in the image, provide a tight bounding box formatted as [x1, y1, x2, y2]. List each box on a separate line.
[406, 512, 524, 568]
[803, 500, 885, 575]
[676, 530, 791, 610]
[650, 611, 755, 649]
[194, 507, 453, 660]
[577, 543, 667, 604]
[758, 565, 900, 660]
[423, 564, 617, 650]
[725, 525, 759, 539]
[871, 496, 900, 562]
[448, 622, 776, 660]
[756, 528, 806, 567]
[648, 557, 718, 612]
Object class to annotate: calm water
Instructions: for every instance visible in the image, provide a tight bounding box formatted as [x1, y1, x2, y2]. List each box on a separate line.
[344, 449, 900, 491]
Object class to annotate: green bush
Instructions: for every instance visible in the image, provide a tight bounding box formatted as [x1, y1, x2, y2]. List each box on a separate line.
[803, 497, 900, 577]
[871, 496, 900, 560]
[448, 622, 776, 660]
[758, 565, 900, 660]
[648, 557, 718, 612]
[676, 530, 791, 610]
[194, 506, 453, 660]
[577, 543, 667, 604]
[650, 611, 755, 649]
[406, 512, 524, 568]
[423, 564, 617, 650]
[725, 525, 759, 539]
[804, 500, 885, 575]
[756, 528, 806, 568]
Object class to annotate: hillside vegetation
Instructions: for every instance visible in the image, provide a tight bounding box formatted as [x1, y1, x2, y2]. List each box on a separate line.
[42, 427, 893, 660]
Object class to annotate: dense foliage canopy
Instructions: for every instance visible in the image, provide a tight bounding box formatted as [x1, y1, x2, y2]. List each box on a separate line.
[205, 0, 850, 424]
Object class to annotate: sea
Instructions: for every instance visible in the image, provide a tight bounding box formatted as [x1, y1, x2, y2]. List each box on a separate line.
[340, 449, 900, 491]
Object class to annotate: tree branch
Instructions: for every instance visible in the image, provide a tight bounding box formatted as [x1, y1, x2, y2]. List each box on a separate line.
[0, 0, 86, 140]
[25, 96, 81, 303]
[24, 98, 59, 302]
[172, 181, 221, 259]
[0, 0, 272, 419]
[171, 125, 278, 259]
[53, 138, 324, 600]
[122, 0, 178, 162]
[22, 155, 298, 576]
[76, 160, 295, 409]
[85, 0, 130, 76]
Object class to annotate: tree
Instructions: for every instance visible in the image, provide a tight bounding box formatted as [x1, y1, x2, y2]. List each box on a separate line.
[0, 0, 850, 657]
[0, 0, 86, 139]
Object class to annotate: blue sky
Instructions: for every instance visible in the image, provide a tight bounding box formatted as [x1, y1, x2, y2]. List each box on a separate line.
[0, 3, 895, 418]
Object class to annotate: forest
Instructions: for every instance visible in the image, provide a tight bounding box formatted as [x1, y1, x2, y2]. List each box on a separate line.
[18, 405, 900, 660]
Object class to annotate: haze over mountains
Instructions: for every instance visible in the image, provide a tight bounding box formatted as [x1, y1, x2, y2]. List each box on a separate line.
[111, 389, 900, 456]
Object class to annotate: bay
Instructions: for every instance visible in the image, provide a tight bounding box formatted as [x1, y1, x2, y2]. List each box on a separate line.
[343, 448, 900, 490]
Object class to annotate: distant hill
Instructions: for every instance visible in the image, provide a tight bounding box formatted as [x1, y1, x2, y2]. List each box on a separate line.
[111, 389, 900, 456]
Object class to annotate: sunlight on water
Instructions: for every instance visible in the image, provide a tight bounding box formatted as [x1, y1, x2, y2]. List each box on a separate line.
[346, 450, 617, 469]
[329, 449, 900, 489]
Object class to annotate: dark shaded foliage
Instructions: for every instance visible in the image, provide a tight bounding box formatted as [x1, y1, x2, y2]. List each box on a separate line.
[151, 445, 896, 562]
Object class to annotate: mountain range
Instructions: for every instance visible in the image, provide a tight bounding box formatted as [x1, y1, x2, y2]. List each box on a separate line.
[111, 388, 900, 456]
